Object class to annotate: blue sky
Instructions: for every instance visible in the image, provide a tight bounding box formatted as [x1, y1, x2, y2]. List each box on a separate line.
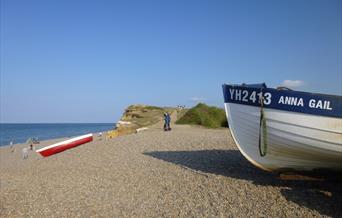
[1, 0, 341, 123]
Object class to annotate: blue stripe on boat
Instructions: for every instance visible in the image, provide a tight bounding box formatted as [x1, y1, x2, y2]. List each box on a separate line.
[222, 84, 342, 118]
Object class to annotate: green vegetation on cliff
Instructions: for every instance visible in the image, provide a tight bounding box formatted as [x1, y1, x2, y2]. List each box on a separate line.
[176, 103, 228, 128]
[120, 104, 174, 128]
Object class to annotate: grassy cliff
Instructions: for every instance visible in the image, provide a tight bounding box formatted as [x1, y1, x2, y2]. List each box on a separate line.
[176, 103, 228, 128]
[107, 104, 176, 138]
[120, 104, 168, 128]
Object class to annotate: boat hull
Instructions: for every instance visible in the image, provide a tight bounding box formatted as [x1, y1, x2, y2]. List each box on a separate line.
[222, 84, 342, 172]
[36, 134, 93, 157]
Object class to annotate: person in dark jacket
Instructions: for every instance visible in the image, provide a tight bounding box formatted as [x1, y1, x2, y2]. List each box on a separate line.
[166, 112, 171, 131]
[163, 112, 171, 131]
[163, 113, 168, 131]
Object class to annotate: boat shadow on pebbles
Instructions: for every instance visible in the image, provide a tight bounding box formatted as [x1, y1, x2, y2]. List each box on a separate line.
[143, 149, 342, 217]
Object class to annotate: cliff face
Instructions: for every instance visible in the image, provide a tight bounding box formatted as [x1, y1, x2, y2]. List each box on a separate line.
[107, 104, 176, 138]
[120, 105, 166, 128]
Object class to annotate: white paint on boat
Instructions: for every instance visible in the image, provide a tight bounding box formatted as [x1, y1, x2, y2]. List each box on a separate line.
[225, 102, 342, 171]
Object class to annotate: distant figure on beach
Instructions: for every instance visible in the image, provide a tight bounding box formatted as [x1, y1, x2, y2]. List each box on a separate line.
[163, 112, 171, 131]
[167, 113, 171, 130]
[163, 113, 168, 131]
[26, 137, 38, 151]
[10, 141, 15, 153]
[177, 105, 186, 110]
[22, 147, 28, 159]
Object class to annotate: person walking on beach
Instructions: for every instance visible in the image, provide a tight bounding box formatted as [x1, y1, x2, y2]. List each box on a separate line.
[163, 112, 171, 131]
[10, 141, 15, 153]
[163, 113, 168, 131]
[166, 112, 171, 131]
[22, 147, 28, 159]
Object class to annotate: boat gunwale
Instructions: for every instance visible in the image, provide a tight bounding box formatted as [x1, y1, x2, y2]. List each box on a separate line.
[222, 83, 342, 119]
[222, 83, 342, 99]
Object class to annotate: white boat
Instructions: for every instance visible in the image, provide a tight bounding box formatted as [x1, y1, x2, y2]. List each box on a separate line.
[222, 83, 342, 172]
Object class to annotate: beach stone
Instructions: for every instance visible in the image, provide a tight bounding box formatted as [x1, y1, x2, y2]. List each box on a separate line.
[0, 124, 341, 217]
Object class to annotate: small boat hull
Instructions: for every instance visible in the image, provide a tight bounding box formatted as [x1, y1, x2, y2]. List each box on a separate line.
[36, 133, 93, 157]
[222, 83, 342, 172]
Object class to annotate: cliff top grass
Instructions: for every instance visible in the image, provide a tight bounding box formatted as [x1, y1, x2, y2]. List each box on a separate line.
[120, 104, 174, 128]
[176, 103, 228, 128]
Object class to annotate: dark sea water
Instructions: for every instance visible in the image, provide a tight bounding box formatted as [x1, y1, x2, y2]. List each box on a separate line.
[0, 123, 115, 146]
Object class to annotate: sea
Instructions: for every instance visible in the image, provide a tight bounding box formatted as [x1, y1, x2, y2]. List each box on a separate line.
[0, 123, 115, 146]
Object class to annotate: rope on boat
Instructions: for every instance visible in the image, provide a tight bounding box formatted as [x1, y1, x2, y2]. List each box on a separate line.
[258, 88, 268, 157]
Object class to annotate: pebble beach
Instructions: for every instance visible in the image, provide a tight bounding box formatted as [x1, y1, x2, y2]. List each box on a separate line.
[1, 124, 341, 217]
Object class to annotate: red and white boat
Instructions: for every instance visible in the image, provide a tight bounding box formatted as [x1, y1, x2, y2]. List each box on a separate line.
[36, 133, 93, 157]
